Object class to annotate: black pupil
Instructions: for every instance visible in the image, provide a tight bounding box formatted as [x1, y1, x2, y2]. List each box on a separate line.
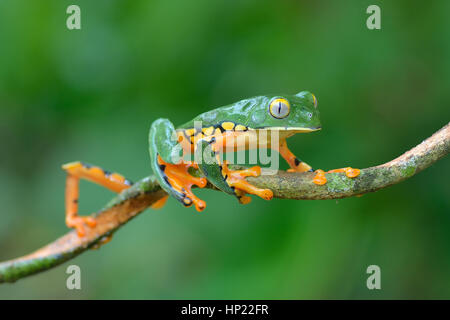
[278, 102, 282, 114]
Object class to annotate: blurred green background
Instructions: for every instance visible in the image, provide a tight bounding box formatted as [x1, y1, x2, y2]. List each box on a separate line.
[0, 0, 449, 299]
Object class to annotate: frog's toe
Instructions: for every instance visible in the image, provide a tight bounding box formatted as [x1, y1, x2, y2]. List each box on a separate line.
[313, 167, 360, 186]
[182, 189, 206, 212]
[66, 215, 97, 237]
[258, 189, 274, 200]
[232, 179, 273, 200]
[235, 189, 252, 204]
[222, 163, 273, 201]
[288, 167, 314, 173]
[238, 194, 252, 205]
[170, 176, 207, 212]
[313, 169, 327, 185]
[157, 155, 207, 211]
[327, 167, 361, 178]
[345, 167, 360, 178]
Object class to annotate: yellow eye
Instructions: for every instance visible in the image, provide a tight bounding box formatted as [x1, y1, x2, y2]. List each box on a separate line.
[312, 94, 318, 108]
[269, 98, 290, 119]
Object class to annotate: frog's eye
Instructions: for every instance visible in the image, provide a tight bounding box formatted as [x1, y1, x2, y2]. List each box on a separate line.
[269, 98, 290, 119]
[312, 94, 318, 108]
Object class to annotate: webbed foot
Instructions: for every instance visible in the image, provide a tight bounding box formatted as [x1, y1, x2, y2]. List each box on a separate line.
[157, 155, 207, 211]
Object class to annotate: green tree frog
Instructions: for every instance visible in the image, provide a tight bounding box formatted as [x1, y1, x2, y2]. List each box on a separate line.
[62, 91, 360, 237]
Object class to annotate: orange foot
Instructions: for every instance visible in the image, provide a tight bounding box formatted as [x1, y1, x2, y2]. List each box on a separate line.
[313, 167, 361, 186]
[66, 215, 97, 237]
[157, 155, 207, 211]
[222, 161, 273, 203]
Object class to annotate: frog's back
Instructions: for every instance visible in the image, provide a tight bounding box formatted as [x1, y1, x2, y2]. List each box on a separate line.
[177, 96, 267, 130]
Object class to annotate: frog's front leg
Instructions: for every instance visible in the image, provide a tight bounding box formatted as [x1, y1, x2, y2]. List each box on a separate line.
[149, 119, 207, 211]
[196, 137, 273, 204]
[277, 139, 360, 185]
[277, 139, 314, 173]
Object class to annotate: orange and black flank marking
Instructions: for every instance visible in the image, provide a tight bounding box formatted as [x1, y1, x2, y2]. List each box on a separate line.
[178, 121, 250, 145]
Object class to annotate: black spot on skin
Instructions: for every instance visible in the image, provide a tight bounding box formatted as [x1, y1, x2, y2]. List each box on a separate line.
[223, 174, 228, 181]
[209, 137, 216, 144]
[308, 168, 314, 172]
[294, 158, 301, 166]
[124, 179, 133, 186]
[216, 125, 225, 133]
[103, 169, 112, 177]
[73, 199, 78, 204]
[159, 164, 166, 172]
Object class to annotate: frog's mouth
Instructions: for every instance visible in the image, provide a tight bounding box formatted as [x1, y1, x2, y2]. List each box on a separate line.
[253, 126, 321, 140]
[255, 126, 322, 133]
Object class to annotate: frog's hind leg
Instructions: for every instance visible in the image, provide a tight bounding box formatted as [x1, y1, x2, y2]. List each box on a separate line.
[149, 118, 207, 211]
[62, 161, 134, 237]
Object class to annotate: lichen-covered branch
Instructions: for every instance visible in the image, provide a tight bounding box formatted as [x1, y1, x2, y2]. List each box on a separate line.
[0, 123, 448, 284]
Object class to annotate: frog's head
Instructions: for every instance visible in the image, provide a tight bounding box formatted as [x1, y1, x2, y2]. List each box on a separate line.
[248, 91, 321, 135]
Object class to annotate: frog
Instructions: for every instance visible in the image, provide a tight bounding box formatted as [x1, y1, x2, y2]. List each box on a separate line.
[62, 91, 360, 237]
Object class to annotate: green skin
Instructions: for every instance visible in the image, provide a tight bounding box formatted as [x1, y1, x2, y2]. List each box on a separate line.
[149, 91, 321, 206]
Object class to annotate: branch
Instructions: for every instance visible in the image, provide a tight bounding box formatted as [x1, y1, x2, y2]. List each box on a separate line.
[1, 123, 448, 283]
